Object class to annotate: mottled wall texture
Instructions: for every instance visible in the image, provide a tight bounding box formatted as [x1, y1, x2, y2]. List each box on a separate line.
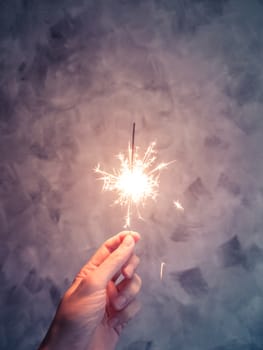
[1, 0, 263, 349]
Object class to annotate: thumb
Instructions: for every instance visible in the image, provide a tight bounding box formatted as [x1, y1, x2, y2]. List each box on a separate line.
[95, 235, 135, 288]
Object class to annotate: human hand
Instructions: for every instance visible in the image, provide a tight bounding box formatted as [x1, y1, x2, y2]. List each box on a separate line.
[39, 231, 141, 350]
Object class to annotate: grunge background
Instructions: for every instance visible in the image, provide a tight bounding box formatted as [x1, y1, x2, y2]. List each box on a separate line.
[1, 1, 263, 349]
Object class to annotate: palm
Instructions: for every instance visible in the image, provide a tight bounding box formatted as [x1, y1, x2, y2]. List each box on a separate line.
[86, 285, 121, 350]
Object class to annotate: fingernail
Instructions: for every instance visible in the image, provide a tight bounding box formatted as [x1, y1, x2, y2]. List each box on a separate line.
[108, 317, 119, 328]
[115, 295, 126, 309]
[123, 235, 134, 247]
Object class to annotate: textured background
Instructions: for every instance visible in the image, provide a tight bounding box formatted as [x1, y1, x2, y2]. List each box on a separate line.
[1, 0, 263, 349]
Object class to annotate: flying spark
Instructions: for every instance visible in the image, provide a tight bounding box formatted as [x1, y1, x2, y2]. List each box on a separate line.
[174, 200, 184, 211]
[160, 261, 166, 280]
[95, 124, 173, 227]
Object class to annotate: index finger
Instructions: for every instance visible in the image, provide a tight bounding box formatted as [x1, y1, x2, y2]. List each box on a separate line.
[77, 231, 140, 279]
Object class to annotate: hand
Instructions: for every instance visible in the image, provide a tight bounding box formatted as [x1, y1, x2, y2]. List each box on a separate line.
[39, 231, 141, 350]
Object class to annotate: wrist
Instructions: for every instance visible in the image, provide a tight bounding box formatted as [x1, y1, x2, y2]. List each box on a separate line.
[38, 320, 61, 350]
[39, 314, 95, 350]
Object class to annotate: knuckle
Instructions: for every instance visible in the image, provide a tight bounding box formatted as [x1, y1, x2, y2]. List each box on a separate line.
[122, 266, 131, 278]
[134, 273, 142, 289]
[80, 272, 98, 290]
[125, 274, 142, 300]
[123, 255, 140, 278]
[84, 273, 95, 285]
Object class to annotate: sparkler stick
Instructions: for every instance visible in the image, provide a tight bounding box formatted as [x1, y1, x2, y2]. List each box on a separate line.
[131, 122, 136, 170]
[126, 122, 136, 229]
[95, 124, 173, 228]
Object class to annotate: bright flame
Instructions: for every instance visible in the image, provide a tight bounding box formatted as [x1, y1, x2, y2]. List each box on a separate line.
[95, 142, 172, 227]
[117, 166, 150, 203]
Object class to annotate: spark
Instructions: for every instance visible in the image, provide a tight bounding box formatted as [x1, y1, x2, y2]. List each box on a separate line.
[95, 123, 173, 228]
[174, 200, 184, 211]
[160, 261, 166, 280]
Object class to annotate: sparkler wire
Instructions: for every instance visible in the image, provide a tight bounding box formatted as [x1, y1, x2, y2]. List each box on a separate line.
[131, 122, 136, 170]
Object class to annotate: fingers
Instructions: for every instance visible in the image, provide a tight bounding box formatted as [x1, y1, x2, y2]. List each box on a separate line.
[75, 231, 140, 283]
[112, 273, 142, 310]
[108, 274, 142, 335]
[122, 254, 140, 279]
[108, 299, 141, 332]
[95, 234, 140, 287]
[110, 253, 140, 283]
[88, 231, 140, 269]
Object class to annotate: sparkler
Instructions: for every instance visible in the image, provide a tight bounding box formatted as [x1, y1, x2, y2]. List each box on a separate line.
[95, 123, 173, 228]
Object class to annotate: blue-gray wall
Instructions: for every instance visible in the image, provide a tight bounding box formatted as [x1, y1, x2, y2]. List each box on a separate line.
[1, 1, 263, 349]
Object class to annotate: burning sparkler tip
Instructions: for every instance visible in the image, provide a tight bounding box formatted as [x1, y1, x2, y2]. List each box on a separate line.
[95, 124, 174, 227]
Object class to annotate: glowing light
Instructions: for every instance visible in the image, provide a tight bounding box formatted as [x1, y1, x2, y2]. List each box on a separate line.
[95, 126, 173, 227]
[160, 261, 166, 280]
[174, 200, 184, 211]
